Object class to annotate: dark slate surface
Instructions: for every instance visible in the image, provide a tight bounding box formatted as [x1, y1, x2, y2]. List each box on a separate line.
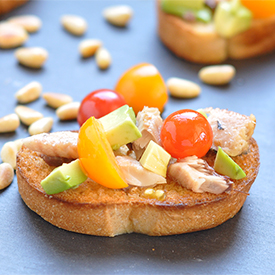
[0, 1, 274, 274]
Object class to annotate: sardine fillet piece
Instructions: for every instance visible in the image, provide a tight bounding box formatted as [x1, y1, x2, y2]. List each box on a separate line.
[204, 107, 256, 157]
[23, 131, 78, 159]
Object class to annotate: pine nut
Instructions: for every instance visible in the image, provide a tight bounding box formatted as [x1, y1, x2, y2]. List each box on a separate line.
[15, 105, 43, 125]
[0, 22, 28, 49]
[95, 48, 111, 70]
[0, 163, 14, 190]
[56, 102, 80, 120]
[198, 65, 236, 85]
[0, 114, 20, 133]
[103, 5, 133, 27]
[1, 139, 23, 169]
[61, 15, 87, 36]
[15, 47, 48, 69]
[167, 77, 201, 98]
[144, 188, 154, 198]
[154, 190, 166, 200]
[7, 15, 42, 33]
[42, 92, 73, 109]
[1, 142, 17, 168]
[15, 81, 42, 103]
[79, 39, 102, 58]
[28, 117, 54, 136]
[143, 188, 166, 200]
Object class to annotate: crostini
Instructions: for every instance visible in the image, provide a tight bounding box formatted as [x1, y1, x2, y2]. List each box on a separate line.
[157, 0, 275, 63]
[16, 106, 260, 236]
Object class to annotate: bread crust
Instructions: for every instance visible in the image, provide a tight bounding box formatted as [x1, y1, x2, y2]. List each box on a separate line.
[16, 138, 259, 237]
[0, 0, 28, 15]
[157, 0, 275, 63]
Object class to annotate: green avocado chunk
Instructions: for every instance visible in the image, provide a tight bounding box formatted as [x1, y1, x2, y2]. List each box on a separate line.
[162, 0, 205, 10]
[214, 147, 246, 180]
[214, 0, 252, 38]
[41, 159, 88, 195]
[161, 0, 212, 23]
[140, 140, 171, 177]
[99, 105, 142, 151]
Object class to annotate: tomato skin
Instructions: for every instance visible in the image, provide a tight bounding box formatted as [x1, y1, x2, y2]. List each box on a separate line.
[77, 89, 126, 126]
[77, 117, 128, 189]
[160, 109, 213, 159]
[115, 63, 168, 114]
[241, 0, 275, 19]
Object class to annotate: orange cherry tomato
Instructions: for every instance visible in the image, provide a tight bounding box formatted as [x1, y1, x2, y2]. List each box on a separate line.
[160, 109, 213, 159]
[115, 63, 168, 114]
[242, 0, 275, 19]
[77, 117, 128, 189]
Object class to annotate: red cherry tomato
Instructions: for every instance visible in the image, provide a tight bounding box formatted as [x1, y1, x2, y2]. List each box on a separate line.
[77, 89, 126, 126]
[160, 109, 213, 159]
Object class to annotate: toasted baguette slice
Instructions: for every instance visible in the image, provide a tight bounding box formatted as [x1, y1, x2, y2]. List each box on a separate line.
[157, 0, 275, 64]
[0, 0, 28, 15]
[16, 137, 259, 237]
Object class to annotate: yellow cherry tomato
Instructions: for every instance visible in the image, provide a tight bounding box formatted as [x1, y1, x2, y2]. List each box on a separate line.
[242, 0, 275, 19]
[77, 117, 128, 189]
[115, 63, 168, 114]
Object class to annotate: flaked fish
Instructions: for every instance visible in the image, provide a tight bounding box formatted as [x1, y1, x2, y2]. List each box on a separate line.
[23, 131, 78, 159]
[168, 156, 232, 194]
[204, 107, 256, 157]
[132, 107, 163, 160]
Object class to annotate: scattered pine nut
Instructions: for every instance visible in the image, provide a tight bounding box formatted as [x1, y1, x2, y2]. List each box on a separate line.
[0, 163, 14, 190]
[15, 105, 43, 125]
[42, 92, 73, 109]
[95, 48, 111, 70]
[198, 65, 236, 85]
[167, 77, 201, 98]
[56, 102, 80, 120]
[103, 5, 133, 27]
[15, 47, 48, 69]
[14, 138, 23, 151]
[61, 15, 87, 36]
[0, 114, 20, 133]
[7, 15, 42, 33]
[15, 81, 42, 103]
[0, 22, 28, 49]
[1, 142, 17, 169]
[79, 39, 102, 58]
[1, 139, 23, 169]
[28, 117, 54, 136]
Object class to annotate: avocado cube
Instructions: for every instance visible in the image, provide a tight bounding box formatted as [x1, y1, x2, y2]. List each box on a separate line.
[161, 0, 212, 23]
[161, 0, 204, 11]
[41, 159, 88, 195]
[214, 0, 252, 38]
[99, 105, 142, 151]
[140, 140, 171, 177]
[214, 147, 246, 180]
